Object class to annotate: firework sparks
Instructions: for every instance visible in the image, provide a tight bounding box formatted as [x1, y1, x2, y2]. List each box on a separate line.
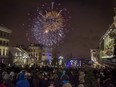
[30, 2, 70, 46]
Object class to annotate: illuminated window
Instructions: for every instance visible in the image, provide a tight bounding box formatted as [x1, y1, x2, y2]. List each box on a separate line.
[6, 49, 8, 56]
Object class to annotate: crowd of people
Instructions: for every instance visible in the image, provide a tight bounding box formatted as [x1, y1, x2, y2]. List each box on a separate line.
[93, 66, 116, 87]
[0, 64, 116, 87]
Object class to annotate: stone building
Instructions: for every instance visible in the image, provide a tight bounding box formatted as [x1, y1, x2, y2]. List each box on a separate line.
[0, 26, 12, 64]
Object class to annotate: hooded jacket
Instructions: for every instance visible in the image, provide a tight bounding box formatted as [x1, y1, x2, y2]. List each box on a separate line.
[16, 72, 30, 87]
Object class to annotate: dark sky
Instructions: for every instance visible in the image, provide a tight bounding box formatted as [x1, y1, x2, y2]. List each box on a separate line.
[0, 0, 115, 58]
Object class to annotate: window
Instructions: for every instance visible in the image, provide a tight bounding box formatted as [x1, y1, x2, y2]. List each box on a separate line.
[3, 41, 6, 46]
[6, 42, 9, 46]
[0, 49, 1, 56]
[1, 31, 3, 37]
[0, 40, 2, 45]
[3, 32, 5, 38]
[3, 49, 5, 56]
[6, 49, 8, 56]
[6, 33, 9, 38]
[2, 32, 4, 38]
[0, 31, 1, 37]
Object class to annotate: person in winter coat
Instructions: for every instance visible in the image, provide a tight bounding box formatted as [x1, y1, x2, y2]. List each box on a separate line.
[62, 82, 72, 87]
[0, 81, 6, 87]
[78, 83, 84, 87]
[32, 73, 40, 87]
[48, 82, 55, 87]
[78, 70, 85, 84]
[16, 70, 30, 87]
[61, 71, 72, 87]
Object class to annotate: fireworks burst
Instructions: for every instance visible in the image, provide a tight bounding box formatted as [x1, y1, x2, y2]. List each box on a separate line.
[30, 2, 70, 46]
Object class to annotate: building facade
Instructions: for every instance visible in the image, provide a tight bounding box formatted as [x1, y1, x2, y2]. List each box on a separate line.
[28, 44, 52, 65]
[41, 46, 52, 65]
[28, 44, 42, 65]
[0, 26, 12, 64]
[98, 14, 116, 64]
[9, 47, 31, 66]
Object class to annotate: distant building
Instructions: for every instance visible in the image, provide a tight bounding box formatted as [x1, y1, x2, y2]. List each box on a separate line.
[28, 44, 42, 63]
[41, 46, 52, 65]
[0, 26, 12, 64]
[9, 47, 31, 66]
[28, 43, 52, 65]
[8, 43, 52, 66]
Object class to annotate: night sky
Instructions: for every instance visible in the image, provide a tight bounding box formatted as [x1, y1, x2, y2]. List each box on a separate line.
[0, 0, 115, 58]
